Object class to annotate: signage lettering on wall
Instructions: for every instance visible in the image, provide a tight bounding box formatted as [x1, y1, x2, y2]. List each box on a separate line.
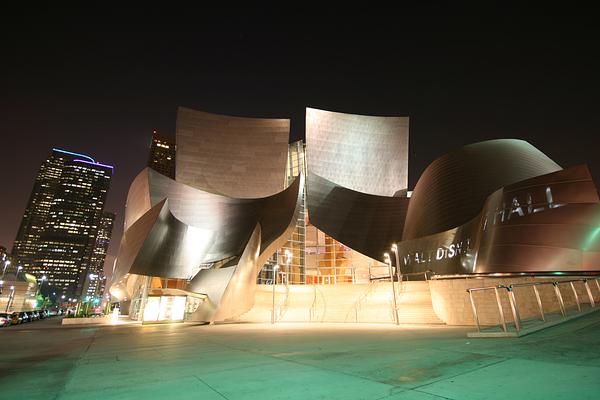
[403, 238, 472, 267]
[482, 186, 564, 231]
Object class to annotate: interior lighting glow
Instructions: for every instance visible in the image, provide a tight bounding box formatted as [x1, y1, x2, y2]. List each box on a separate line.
[143, 296, 186, 322]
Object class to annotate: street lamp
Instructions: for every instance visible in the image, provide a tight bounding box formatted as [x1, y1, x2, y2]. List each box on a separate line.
[384, 253, 399, 325]
[284, 249, 292, 284]
[38, 275, 47, 297]
[391, 243, 402, 283]
[15, 265, 22, 280]
[271, 264, 280, 324]
[2, 260, 10, 278]
[6, 285, 15, 312]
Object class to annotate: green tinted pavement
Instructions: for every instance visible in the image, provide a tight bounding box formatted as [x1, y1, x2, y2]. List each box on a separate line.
[1, 313, 599, 399]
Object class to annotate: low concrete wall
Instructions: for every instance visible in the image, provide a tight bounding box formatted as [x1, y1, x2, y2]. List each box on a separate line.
[62, 317, 113, 325]
[429, 277, 600, 326]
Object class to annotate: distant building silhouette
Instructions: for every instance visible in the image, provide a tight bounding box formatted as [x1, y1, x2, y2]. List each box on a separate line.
[148, 131, 175, 179]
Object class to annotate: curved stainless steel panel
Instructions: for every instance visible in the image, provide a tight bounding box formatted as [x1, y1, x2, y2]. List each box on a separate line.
[119, 170, 302, 279]
[176, 107, 290, 198]
[403, 139, 562, 240]
[396, 164, 600, 275]
[306, 107, 409, 196]
[112, 167, 303, 320]
[123, 168, 152, 230]
[306, 172, 409, 261]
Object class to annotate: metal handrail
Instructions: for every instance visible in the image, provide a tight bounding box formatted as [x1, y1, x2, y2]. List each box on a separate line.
[468, 277, 600, 333]
[369, 270, 433, 282]
[276, 279, 290, 321]
[309, 284, 325, 322]
[401, 270, 433, 281]
[345, 280, 378, 323]
[467, 285, 509, 332]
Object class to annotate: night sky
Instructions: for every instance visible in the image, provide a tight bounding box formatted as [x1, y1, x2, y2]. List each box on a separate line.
[2, 9, 599, 275]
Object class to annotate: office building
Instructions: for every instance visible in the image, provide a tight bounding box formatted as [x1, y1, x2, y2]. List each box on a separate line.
[13, 148, 113, 298]
[83, 211, 115, 299]
[148, 131, 176, 179]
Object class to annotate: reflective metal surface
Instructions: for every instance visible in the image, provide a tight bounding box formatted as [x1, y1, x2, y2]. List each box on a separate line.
[176, 107, 290, 198]
[111, 168, 303, 320]
[403, 139, 562, 240]
[306, 172, 409, 261]
[304, 107, 410, 260]
[306, 107, 409, 196]
[397, 163, 600, 275]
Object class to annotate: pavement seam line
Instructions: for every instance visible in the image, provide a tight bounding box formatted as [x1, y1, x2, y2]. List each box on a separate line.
[52, 328, 99, 400]
[194, 374, 230, 399]
[410, 358, 509, 392]
[411, 388, 457, 400]
[198, 336, 400, 389]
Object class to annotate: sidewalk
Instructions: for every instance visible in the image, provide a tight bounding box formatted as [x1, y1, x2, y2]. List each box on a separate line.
[1, 312, 599, 399]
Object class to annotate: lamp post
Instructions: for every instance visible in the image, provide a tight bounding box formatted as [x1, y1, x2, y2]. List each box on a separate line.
[39, 275, 47, 291]
[37, 275, 47, 301]
[284, 249, 292, 284]
[391, 244, 402, 283]
[2, 260, 10, 278]
[15, 265, 22, 280]
[5, 285, 15, 312]
[271, 264, 280, 324]
[384, 253, 399, 325]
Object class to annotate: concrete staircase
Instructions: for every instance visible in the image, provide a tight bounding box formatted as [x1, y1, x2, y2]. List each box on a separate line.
[234, 281, 444, 325]
[395, 281, 444, 324]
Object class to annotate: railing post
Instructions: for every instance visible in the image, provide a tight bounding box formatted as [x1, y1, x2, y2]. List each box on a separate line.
[506, 287, 521, 332]
[553, 282, 567, 318]
[569, 281, 581, 312]
[468, 289, 481, 332]
[494, 287, 508, 332]
[584, 280, 595, 308]
[532, 285, 545, 322]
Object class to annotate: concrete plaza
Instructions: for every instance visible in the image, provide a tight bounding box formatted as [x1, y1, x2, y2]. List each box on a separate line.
[1, 313, 599, 400]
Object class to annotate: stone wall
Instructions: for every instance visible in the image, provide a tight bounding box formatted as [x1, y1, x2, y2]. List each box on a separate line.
[429, 276, 600, 326]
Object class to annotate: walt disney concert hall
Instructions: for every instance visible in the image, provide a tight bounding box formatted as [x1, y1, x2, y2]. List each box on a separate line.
[110, 107, 600, 334]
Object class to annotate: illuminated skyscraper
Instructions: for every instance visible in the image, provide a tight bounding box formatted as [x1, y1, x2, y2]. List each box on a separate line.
[12, 149, 113, 298]
[148, 131, 176, 179]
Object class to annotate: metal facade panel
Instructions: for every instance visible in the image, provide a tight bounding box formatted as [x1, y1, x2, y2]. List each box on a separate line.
[306, 107, 409, 196]
[396, 164, 600, 275]
[306, 172, 409, 261]
[118, 172, 302, 279]
[402, 139, 562, 240]
[176, 107, 289, 198]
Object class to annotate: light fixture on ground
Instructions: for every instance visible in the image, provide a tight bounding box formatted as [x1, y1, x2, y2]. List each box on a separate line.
[384, 253, 399, 325]
[271, 264, 280, 324]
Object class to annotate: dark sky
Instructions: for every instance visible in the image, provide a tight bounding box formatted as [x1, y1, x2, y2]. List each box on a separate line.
[2, 9, 599, 274]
